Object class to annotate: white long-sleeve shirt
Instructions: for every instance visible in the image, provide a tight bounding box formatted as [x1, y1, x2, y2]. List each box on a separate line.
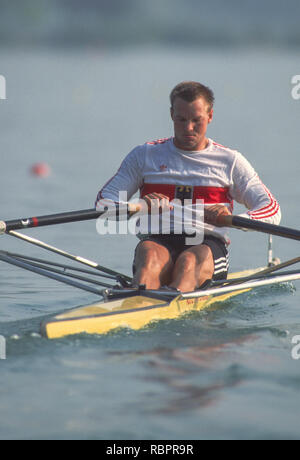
[96, 137, 281, 244]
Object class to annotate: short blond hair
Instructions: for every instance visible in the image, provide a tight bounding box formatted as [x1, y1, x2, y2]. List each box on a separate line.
[170, 81, 214, 111]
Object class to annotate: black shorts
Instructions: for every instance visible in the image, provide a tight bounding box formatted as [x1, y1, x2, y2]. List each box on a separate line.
[134, 234, 229, 281]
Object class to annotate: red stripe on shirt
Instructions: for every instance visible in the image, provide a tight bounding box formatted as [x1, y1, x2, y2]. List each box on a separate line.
[140, 183, 232, 204]
[212, 141, 229, 150]
[248, 181, 280, 220]
[146, 137, 171, 145]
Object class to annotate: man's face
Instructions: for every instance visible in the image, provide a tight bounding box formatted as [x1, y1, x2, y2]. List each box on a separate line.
[171, 97, 213, 151]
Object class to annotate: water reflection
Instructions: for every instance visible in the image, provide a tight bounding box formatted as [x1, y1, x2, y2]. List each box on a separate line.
[110, 333, 256, 414]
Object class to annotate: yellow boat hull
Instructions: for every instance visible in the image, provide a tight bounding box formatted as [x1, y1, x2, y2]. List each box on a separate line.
[41, 267, 261, 339]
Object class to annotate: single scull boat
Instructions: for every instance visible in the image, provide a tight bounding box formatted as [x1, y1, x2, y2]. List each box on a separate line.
[0, 208, 299, 339]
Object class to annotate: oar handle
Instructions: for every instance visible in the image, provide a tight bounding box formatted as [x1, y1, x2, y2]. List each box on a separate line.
[218, 215, 300, 241]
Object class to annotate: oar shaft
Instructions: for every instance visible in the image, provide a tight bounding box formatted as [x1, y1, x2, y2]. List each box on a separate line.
[8, 230, 132, 282]
[0, 204, 138, 234]
[0, 252, 103, 295]
[220, 215, 300, 241]
[232, 216, 300, 241]
[0, 208, 101, 233]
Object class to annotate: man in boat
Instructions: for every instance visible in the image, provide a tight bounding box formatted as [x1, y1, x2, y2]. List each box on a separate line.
[95, 81, 281, 292]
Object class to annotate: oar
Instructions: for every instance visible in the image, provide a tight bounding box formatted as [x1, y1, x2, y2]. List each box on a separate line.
[0, 205, 137, 234]
[8, 230, 132, 283]
[211, 256, 300, 288]
[1, 206, 299, 240]
[219, 215, 300, 241]
[0, 251, 104, 295]
[0, 207, 133, 282]
[0, 208, 102, 233]
[0, 251, 114, 289]
[2, 251, 117, 279]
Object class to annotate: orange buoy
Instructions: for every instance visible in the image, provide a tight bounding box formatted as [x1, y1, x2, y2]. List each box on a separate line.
[30, 163, 51, 178]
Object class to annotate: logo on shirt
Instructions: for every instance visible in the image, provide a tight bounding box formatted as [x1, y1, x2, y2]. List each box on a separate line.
[175, 185, 193, 202]
[159, 164, 168, 172]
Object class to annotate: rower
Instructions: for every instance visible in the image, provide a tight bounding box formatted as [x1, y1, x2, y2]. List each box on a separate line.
[96, 81, 281, 292]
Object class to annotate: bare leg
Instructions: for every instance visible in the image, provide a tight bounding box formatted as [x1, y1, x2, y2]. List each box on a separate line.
[169, 244, 214, 292]
[132, 240, 174, 289]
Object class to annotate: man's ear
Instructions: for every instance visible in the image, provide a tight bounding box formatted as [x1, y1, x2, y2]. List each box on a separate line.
[208, 108, 214, 124]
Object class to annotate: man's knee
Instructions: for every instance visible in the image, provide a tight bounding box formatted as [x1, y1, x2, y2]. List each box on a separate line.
[175, 250, 197, 271]
[178, 244, 212, 264]
[134, 241, 172, 273]
[175, 244, 214, 278]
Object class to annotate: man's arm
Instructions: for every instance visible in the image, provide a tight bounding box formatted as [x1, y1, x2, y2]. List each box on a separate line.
[95, 146, 145, 208]
[229, 152, 281, 225]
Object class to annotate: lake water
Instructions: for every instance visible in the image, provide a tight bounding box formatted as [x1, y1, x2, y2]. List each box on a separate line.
[0, 46, 299, 440]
